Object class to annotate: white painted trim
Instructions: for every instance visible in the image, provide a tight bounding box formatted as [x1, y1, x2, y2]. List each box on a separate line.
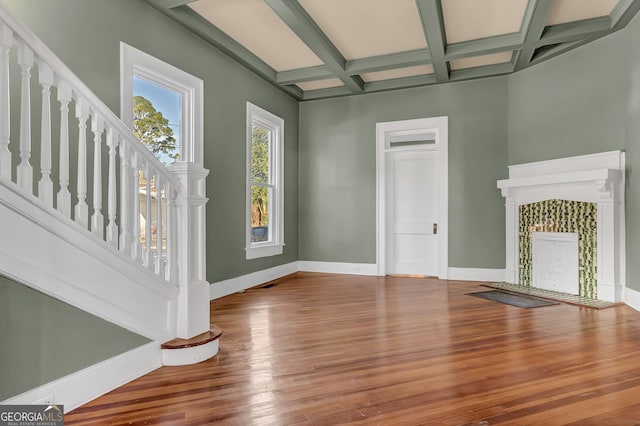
[507, 150, 625, 179]
[1, 342, 161, 412]
[376, 116, 448, 279]
[120, 42, 204, 165]
[162, 340, 219, 366]
[245, 102, 285, 260]
[0, 178, 178, 342]
[209, 261, 298, 300]
[447, 268, 506, 282]
[298, 261, 378, 276]
[625, 287, 640, 313]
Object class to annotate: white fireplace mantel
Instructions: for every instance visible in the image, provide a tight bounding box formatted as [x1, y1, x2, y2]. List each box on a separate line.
[497, 151, 625, 302]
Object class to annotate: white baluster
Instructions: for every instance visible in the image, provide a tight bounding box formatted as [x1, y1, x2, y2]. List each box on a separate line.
[37, 61, 54, 206]
[165, 183, 177, 284]
[0, 24, 13, 179]
[106, 128, 118, 247]
[131, 151, 142, 261]
[90, 112, 104, 238]
[143, 163, 152, 269]
[155, 173, 164, 277]
[16, 42, 33, 193]
[74, 99, 89, 228]
[56, 81, 72, 217]
[119, 142, 132, 255]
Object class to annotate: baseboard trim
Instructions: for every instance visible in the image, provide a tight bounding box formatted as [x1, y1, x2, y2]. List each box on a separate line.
[625, 287, 640, 312]
[298, 261, 378, 276]
[447, 267, 505, 282]
[209, 261, 298, 300]
[1, 342, 161, 412]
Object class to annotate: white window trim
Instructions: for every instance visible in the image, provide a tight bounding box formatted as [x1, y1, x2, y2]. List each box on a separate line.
[246, 102, 284, 260]
[120, 42, 204, 165]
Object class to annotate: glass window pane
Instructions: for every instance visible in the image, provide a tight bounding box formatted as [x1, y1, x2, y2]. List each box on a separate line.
[251, 185, 271, 243]
[251, 124, 270, 184]
[133, 76, 181, 165]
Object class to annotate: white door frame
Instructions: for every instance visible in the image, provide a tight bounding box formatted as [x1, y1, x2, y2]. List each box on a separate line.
[376, 117, 448, 278]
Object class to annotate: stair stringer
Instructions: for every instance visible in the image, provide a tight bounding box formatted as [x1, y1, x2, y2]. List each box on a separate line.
[0, 176, 178, 343]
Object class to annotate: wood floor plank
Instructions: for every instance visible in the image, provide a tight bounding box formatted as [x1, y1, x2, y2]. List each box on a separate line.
[65, 274, 640, 424]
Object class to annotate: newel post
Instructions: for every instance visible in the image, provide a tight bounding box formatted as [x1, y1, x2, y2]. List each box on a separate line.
[169, 161, 210, 339]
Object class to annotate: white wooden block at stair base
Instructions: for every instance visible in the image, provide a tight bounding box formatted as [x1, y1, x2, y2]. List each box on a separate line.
[161, 340, 219, 366]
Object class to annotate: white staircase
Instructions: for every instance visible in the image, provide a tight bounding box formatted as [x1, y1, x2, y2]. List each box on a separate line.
[0, 0, 214, 379]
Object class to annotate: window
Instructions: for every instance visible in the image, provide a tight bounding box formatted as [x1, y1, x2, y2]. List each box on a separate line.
[132, 76, 181, 165]
[120, 43, 204, 256]
[246, 103, 284, 259]
[120, 42, 203, 165]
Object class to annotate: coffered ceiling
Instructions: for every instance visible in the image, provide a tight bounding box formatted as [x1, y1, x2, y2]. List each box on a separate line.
[145, 0, 640, 100]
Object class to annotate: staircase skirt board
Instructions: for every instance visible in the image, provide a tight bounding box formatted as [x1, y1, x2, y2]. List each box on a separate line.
[0, 177, 178, 343]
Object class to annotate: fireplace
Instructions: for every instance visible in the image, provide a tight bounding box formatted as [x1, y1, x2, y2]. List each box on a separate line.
[497, 151, 625, 302]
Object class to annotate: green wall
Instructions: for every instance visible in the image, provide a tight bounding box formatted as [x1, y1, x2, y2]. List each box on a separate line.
[298, 77, 509, 268]
[623, 13, 640, 292]
[2, 0, 300, 283]
[0, 275, 149, 400]
[507, 30, 629, 165]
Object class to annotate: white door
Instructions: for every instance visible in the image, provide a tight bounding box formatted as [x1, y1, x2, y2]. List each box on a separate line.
[386, 150, 438, 276]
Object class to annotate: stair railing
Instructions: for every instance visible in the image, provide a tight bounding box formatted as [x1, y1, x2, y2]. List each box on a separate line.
[0, 5, 180, 285]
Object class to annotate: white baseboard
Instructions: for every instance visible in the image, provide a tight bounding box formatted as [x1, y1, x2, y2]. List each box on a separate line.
[447, 267, 505, 282]
[625, 287, 640, 312]
[1, 342, 161, 412]
[298, 261, 378, 276]
[209, 261, 298, 300]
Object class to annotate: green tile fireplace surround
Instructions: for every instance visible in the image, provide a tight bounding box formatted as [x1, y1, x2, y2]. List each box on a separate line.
[519, 199, 598, 299]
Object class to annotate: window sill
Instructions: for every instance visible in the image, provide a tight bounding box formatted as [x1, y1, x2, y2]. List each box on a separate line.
[245, 243, 284, 260]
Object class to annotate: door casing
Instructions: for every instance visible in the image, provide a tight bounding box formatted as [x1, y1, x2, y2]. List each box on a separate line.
[376, 117, 448, 278]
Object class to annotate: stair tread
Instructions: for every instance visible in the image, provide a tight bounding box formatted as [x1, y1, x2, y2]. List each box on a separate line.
[161, 325, 222, 350]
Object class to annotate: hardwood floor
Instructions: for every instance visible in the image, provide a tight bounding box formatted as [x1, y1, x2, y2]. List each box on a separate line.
[66, 273, 640, 425]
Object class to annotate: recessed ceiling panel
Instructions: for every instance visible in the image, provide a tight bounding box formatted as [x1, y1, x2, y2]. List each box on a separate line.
[189, 0, 323, 71]
[299, 0, 427, 60]
[449, 52, 513, 70]
[360, 65, 435, 83]
[296, 78, 344, 91]
[546, 0, 620, 26]
[442, 0, 529, 44]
